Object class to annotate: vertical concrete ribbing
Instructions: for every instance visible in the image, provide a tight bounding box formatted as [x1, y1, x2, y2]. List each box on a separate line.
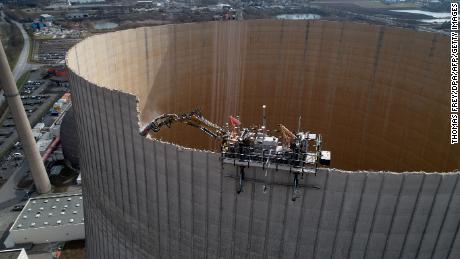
[190, 151, 196, 258]
[246, 175, 256, 258]
[314, 171, 348, 258]
[446, 175, 460, 259]
[82, 81, 102, 258]
[93, 86, 109, 259]
[170, 145, 186, 258]
[330, 173, 350, 258]
[192, 151, 209, 258]
[128, 95, 148, 258]
[79, 83, 97, 257]
[396, 174, 426, 259]
[69, 75, 90, 251]
[401, 175, 442, 258]
[346, 173, 370, 259]
[175, 148, 183, 258]
[156, 142, 170, 258]
[234, 167, 254, 258]
[88, 84, 102, 257]
[217, 161, 224, 258]
[381, 174, 406, 259]
[416, 174, 457, 258]
[112, 91, 130, 259]
[447, 212, 460, 259]
[280, 169, 308, 258]
[337, 173, 367, 259]
[178, 149, 193, 257]
[101, 87, 117, 259]
[262, 169, 275, 258]
[152, 141, 162, 257]
[205, 153, 210, 258]
[277, 184, 291, 258]
[431, 174, 460, 259]
[365, 174, 403, 259]
[141, 139, 157, 255]
[312, 171, 331, 259]
[121, 93, 138, 259]
[102, 89, 118, 258]
[109, 91, 125, 259]
[230, 167, 238, 259]
[206, 153, 222, 258]
[248, 168, 271, 259]
[361, 173, 385, 259]
[293, 176, 310, 259]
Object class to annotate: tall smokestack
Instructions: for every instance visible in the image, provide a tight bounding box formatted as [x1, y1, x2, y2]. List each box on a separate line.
[0, 40, 51, 194]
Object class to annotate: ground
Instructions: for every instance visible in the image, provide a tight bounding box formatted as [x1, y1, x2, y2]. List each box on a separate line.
[60, 240, 85, 259]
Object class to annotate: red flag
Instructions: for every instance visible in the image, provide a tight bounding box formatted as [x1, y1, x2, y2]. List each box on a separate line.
[229, 116, 241, 126]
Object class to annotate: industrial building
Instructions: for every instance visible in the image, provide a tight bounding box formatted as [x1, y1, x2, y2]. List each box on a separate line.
[8, 193, 84, 246]
[39, 14, 53, 24]
[0, 248, 28, 259]
[66, 20, 460, 258]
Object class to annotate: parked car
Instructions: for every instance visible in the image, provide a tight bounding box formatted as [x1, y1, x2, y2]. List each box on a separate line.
[11, 205, 25, 212]
[12, 153, 23, 159]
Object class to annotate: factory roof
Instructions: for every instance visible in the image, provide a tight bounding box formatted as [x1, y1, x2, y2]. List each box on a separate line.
[0, 248, 27, 259]
[11, 193, 83, 231]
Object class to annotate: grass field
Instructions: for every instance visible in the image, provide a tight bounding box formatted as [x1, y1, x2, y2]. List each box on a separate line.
[353, 1, 419, 9]
[0, 20, 24, 69]
[16, 70, 30, 90]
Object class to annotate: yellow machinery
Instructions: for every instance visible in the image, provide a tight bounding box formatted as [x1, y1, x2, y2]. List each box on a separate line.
[140, 107, 331, 200]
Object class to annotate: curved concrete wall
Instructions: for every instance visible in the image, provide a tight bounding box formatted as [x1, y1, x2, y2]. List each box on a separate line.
[60, 107, 80, 169]
[66, 20, 460, 258]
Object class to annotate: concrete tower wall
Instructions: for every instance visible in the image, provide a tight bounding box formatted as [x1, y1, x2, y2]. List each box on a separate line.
[66, 20, 460, 258]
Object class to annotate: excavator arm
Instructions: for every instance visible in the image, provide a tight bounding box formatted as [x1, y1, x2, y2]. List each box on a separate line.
[140, 105, 331, 200]
[139, 114, 179, 136]
[182, 111, 228, 139]
[140, 110, 228, 141]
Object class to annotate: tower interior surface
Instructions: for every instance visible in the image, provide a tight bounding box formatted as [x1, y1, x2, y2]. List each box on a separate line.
[66, 20, 460, 259]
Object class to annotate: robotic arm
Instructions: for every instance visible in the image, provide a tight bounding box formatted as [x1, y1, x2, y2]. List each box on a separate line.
[140, 110, 228, 141]
[139, 113, 179, 136]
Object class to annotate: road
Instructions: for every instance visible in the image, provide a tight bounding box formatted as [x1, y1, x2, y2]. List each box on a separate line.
[0, 11, 30, 81]
[0, 160, 29, 209]
[0, 11, 32, 110]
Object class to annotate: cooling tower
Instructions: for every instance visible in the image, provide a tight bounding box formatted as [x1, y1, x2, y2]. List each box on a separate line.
[66, 20, 460, 259]
[60, 107, 80, 169]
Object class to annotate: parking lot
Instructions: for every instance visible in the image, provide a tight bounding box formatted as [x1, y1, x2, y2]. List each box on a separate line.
[0, 94, 56, 156]
[0, 144, 24, 187]
[0, 69, 64, 188]
[20, 79, 46, 95]
[33, 39, 81, 64]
